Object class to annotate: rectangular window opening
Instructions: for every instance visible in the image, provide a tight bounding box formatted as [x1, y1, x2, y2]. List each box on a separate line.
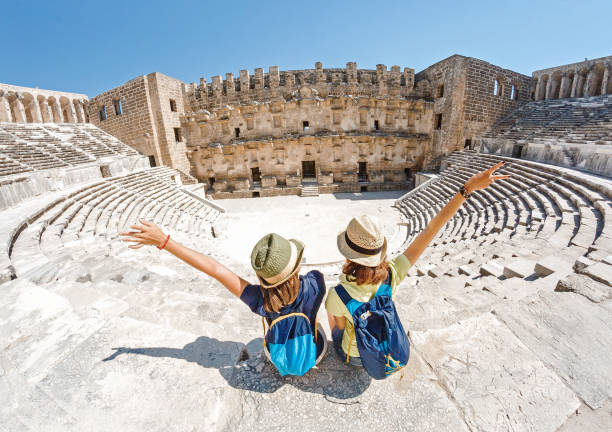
[465, 139, 472, 149]
[437, 84, 444, 98]
[374, 120, 380, 130]
[113, 99, 123, 115]
[98, 106, 107, 121]
[148, 155, 156, 167]
[435, 114, 442, 130]
[360, 186, 368, 193]
[303, 121, 310, 131]
[493, 80, 499, 96]
[174, 127, 182, 142]
[208, 177, 215, 188]
[252, 191, 260, 198]
[170, 99, 177, 112]
[235, 127, 240, 138]
[510, 85, 516, 100]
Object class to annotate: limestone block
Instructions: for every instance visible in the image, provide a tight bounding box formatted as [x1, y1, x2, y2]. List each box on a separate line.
[555, 273, 611, 303]
[411, 313, 579, 431]
[494, 292, 612, 409]
[534, 255, 573, 277]
[261, 175, 276, 188]
[318, 173, 333, 185]
[286, 175, 301, 187]
[342, 172, 357, 184]
[503, 258, 536, 279]
[577, 262, 611, 286]
[574, 256, 595, 272]
[369, 171, 385, 183]
[213, 179, 228, 192]
[479, 260, 504, 277]
[231, 178, 250, 192]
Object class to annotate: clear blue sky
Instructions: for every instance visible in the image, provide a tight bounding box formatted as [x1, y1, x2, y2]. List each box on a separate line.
[2, 0, 610, 97]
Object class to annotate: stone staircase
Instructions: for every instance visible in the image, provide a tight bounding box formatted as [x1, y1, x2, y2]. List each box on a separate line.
[300, 184, 319, 197]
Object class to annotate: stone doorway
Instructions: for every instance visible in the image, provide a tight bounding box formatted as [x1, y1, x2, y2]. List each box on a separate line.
[251, 167, 261, 183]
[358, 162, 368, 182]
[512, 144, 523, 158]
[302, 161, 316, 179]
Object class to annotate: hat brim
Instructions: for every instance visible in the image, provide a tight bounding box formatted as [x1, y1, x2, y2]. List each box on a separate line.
[337, 230, 387, 267]
[257, 239, 305, 288]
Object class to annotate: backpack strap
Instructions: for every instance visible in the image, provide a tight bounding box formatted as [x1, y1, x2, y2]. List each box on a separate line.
[374, 269, 393, 298]
[262, 312, 312, 348]
[334, 284, 362, 316]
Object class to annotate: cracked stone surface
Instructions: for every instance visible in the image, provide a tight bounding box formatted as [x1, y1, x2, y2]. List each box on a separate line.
[410, 313, 580, 432]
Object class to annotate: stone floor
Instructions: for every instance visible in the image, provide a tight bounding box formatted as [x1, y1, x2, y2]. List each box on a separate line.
[1, 190, 611, 431]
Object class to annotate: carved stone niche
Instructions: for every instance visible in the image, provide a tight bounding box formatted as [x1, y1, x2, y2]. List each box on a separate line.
[333, 145, 342, 162]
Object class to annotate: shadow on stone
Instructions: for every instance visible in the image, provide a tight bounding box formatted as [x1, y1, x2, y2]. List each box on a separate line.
[102, 335, 371, 399]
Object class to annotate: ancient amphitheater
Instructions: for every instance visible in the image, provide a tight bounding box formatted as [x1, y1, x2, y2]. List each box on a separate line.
[1, 54, 611, 432]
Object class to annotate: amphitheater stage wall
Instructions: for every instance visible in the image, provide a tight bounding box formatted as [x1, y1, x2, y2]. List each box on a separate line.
[480, 138, 612, 177]
[0, 155, 150, 211]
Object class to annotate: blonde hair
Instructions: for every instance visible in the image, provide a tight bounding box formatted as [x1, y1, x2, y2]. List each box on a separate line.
[261, 272, 300, 313]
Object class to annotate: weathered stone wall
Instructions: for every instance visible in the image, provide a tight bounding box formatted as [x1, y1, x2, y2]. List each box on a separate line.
[88, 76, 158, 160]
[88, 73, 191, 178]
[532, 55, 612, 101]
[184, 62, 419, 111]
[416, 55, 531, 165]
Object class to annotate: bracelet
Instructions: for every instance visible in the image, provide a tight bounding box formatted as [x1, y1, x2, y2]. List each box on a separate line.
[157, 234, 170, 250]
[459, 185, 471, 199]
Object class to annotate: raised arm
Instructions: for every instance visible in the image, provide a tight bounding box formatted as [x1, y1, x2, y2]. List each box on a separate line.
[403, 161, 509, 266]
[120, 220, 250, 298]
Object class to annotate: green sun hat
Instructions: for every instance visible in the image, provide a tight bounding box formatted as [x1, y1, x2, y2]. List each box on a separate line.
[250, 233, 304, 288]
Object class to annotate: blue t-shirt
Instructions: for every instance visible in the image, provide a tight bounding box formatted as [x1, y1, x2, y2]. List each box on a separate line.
[240, 270, 326, 334]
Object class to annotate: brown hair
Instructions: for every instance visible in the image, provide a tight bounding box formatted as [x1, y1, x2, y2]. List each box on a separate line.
[261, 272, 300, 313]
[342, 260, 389, 286]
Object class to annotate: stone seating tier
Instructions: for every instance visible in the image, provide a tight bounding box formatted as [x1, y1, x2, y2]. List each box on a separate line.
[0, 122, 140, 177]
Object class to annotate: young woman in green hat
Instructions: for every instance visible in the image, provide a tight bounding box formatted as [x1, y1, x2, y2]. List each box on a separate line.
[326, 162, 509, 366]
[120, 225, 327, 375]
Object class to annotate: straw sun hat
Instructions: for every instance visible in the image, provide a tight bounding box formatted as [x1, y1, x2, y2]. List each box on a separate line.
[251, 233, 304, 288]
[337, 215, 388, 267]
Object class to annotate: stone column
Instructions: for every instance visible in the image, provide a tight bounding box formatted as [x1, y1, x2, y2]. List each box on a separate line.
[584, 67, 595, 97]
[66, 100, 77, 122]
[52, 98, 64, 122]
[601, 62, 610, 95]
[315, 62, 325, 85]
[570, 71, 579, 97]
[29, 98, 43, 122]
[0, 93, 13, 122]
[12, 95, 27, 122]
[534, 78, 542, 101]
[39, 98, 53, 122]
[74, 100, 86, 123]
[545, 78, 553, 100]
[559, 72, 570, 99]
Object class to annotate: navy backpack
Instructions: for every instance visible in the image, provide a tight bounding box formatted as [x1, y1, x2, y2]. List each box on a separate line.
[262, 313, 318, 376]
[334, 271, 410, 379]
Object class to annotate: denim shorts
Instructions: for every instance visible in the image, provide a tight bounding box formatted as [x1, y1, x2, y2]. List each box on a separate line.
[332, 328, 363, 368]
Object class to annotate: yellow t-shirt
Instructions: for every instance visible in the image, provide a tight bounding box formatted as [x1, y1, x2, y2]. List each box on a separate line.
[325, 254, 411, 357]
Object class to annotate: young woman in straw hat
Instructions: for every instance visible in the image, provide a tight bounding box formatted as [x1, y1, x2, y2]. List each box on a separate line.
[326, 162, 509, 366]
[120, 226, 327, 374]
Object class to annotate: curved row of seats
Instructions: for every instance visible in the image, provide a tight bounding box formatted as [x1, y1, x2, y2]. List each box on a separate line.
[4, 166, 223, 283]
[481, 95, 612, 145]
[0, 122, 138, 176]
[394, 150, 611, 292]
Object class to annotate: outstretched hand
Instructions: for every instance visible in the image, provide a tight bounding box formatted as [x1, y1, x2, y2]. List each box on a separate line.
[119, 219, 167, 249]
[464, 161, 510, 194]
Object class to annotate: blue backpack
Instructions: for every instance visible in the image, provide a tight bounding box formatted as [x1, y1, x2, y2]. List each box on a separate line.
[262, 313, 318, 376]
[334, 271, 410, 379]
